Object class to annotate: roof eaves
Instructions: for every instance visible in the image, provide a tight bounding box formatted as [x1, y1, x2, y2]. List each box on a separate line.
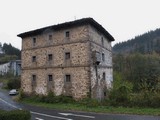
[17, 18, 114, 41]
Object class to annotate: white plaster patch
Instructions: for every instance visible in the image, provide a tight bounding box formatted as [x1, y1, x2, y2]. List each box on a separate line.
[54, 78, 63, 96]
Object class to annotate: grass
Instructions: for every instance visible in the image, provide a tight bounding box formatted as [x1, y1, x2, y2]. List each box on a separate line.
[22, 99, 160, 116]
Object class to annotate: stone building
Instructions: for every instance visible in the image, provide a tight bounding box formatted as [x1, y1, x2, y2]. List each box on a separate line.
[18, 18, 114, 100]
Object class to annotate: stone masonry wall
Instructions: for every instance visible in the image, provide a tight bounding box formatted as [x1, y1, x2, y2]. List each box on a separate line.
[21, 67, 90, 99]
[21, 42, 90, 69]
[21, 25, 91, 99]
[88, 25, 113, 100]
[21, 23, 113, 100]
[22, 25, 89, 50]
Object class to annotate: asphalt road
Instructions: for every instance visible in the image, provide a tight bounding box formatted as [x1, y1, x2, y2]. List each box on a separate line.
[0, 87, 160, 120]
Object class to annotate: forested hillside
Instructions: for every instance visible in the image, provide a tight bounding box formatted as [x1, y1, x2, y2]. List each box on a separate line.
[111, 29, 160, 107]
[113, 28, 160, 54]
[0, 43, 21, 64]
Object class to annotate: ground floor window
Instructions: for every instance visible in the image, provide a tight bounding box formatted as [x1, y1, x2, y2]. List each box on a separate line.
[65, 74, 71, 82]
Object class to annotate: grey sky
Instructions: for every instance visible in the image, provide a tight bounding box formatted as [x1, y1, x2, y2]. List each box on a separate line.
[0, 0, 160, 49]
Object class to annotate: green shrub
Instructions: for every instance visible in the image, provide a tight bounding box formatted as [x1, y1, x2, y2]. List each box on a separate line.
[78, 98, 100, 107]
[109, 85, 131, 107]
[130, 91, 160, 108]
[0, 110, 31, 120]
[150, 92, 160, 108]
[17, 89, 26, 101]
[7, 77, 21, 89]
[25, 92, 75, 104]
[53, 95, 75, 103]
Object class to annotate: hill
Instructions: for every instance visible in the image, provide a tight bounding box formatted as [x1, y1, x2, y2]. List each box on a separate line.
[113, 28, 160, 54]
[0, 43, 21, 64]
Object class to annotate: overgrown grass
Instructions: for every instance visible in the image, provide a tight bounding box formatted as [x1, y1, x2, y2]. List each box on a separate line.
[18, 91, 160, 116]
[0, 109, 31, 120]
[22, 98, 160, 116]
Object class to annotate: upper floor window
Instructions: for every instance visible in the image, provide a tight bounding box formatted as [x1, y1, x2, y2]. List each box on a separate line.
[65, 74, 71, 82]
[49, 35, 52, 41]
[48, 75, 53, 81]
[102, 53, 105, 62]
[48, 54, 53, 61]
[65, 31, 70, 38]
[65, 52, 70, 60]
[103, 72, 106, 81]
[101, 37, 104, 46]
[32, 56, 36, 62]
[32, 75, 36, 81]
[33, 37, 36, 46]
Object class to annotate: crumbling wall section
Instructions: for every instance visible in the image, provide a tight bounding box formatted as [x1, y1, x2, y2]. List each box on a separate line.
[88, 25, 113, 100]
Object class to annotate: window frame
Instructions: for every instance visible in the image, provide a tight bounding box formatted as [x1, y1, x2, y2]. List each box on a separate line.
[32, 75, 36, 82]
[32, 56, 36, 62]
[65, 74, 71, 82]
[102, 53, 105, 62]
[48, 74, 53, 81]
[103, 72, 106, 81]
[48, 34, 52, 41]
[101, 37, 104, 46]
[65, 31, 70, 38]
[48, 54, 53, 61]
[32, 37, 36, 46]
[65, 52, 70, 60]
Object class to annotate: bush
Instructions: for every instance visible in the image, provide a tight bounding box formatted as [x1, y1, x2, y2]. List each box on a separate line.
[109, 85, 131, 107]
[130, 91, 160, 108]
[150, 92, 160, 107]
[7, 77, 21, 89]
[24, 92, 75, 104]
[78, 98, 100, 107]
[17, 89, 27, 101]
[0, 110, 31, 120]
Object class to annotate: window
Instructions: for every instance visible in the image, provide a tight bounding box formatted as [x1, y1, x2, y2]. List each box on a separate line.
[33, 38, 36, 46]
[65, 75, 71, 82]
[48, 54, 53, 61]
[48, 75, 53, 81]
[65, 31, 70, 38]
[65, 52, 70, 60]
[32, 75, 36, 81]
[102, 53, 105, 62]
[103, 72, 106, 81]
[49, 35, 52, 40]
[101, 37, 104, 46]
[32, 56, 36, 62]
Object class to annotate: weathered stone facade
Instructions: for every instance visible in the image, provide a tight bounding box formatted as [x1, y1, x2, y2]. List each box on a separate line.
[18, 18, 114, 100]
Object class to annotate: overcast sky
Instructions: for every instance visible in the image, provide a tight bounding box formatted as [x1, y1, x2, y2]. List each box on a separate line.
[0, 0, 160, 49]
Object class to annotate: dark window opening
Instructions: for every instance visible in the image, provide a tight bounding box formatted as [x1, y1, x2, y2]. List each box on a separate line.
[102, 53, 105, 62]
[32, 75, 36, 81]
[101, 37, 104, 46]
[48, 75, 53, 81]
[49, 35, 52, 40]
[32, 56, 36, 62]
[103, 72, 106, 80]
[33, 38, 36, 46]
[48, 54, 53, 61]
[65, 75, 71, 82]
[65, 31, 70, 38]
[65, 52, 70, 60]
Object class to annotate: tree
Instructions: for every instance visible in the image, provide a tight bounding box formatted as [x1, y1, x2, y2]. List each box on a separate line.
[2, 43, 21, 58]
[113, 53, 160, 92]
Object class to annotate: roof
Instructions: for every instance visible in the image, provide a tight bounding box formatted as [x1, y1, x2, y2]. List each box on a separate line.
[17, 18, 114, 41]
